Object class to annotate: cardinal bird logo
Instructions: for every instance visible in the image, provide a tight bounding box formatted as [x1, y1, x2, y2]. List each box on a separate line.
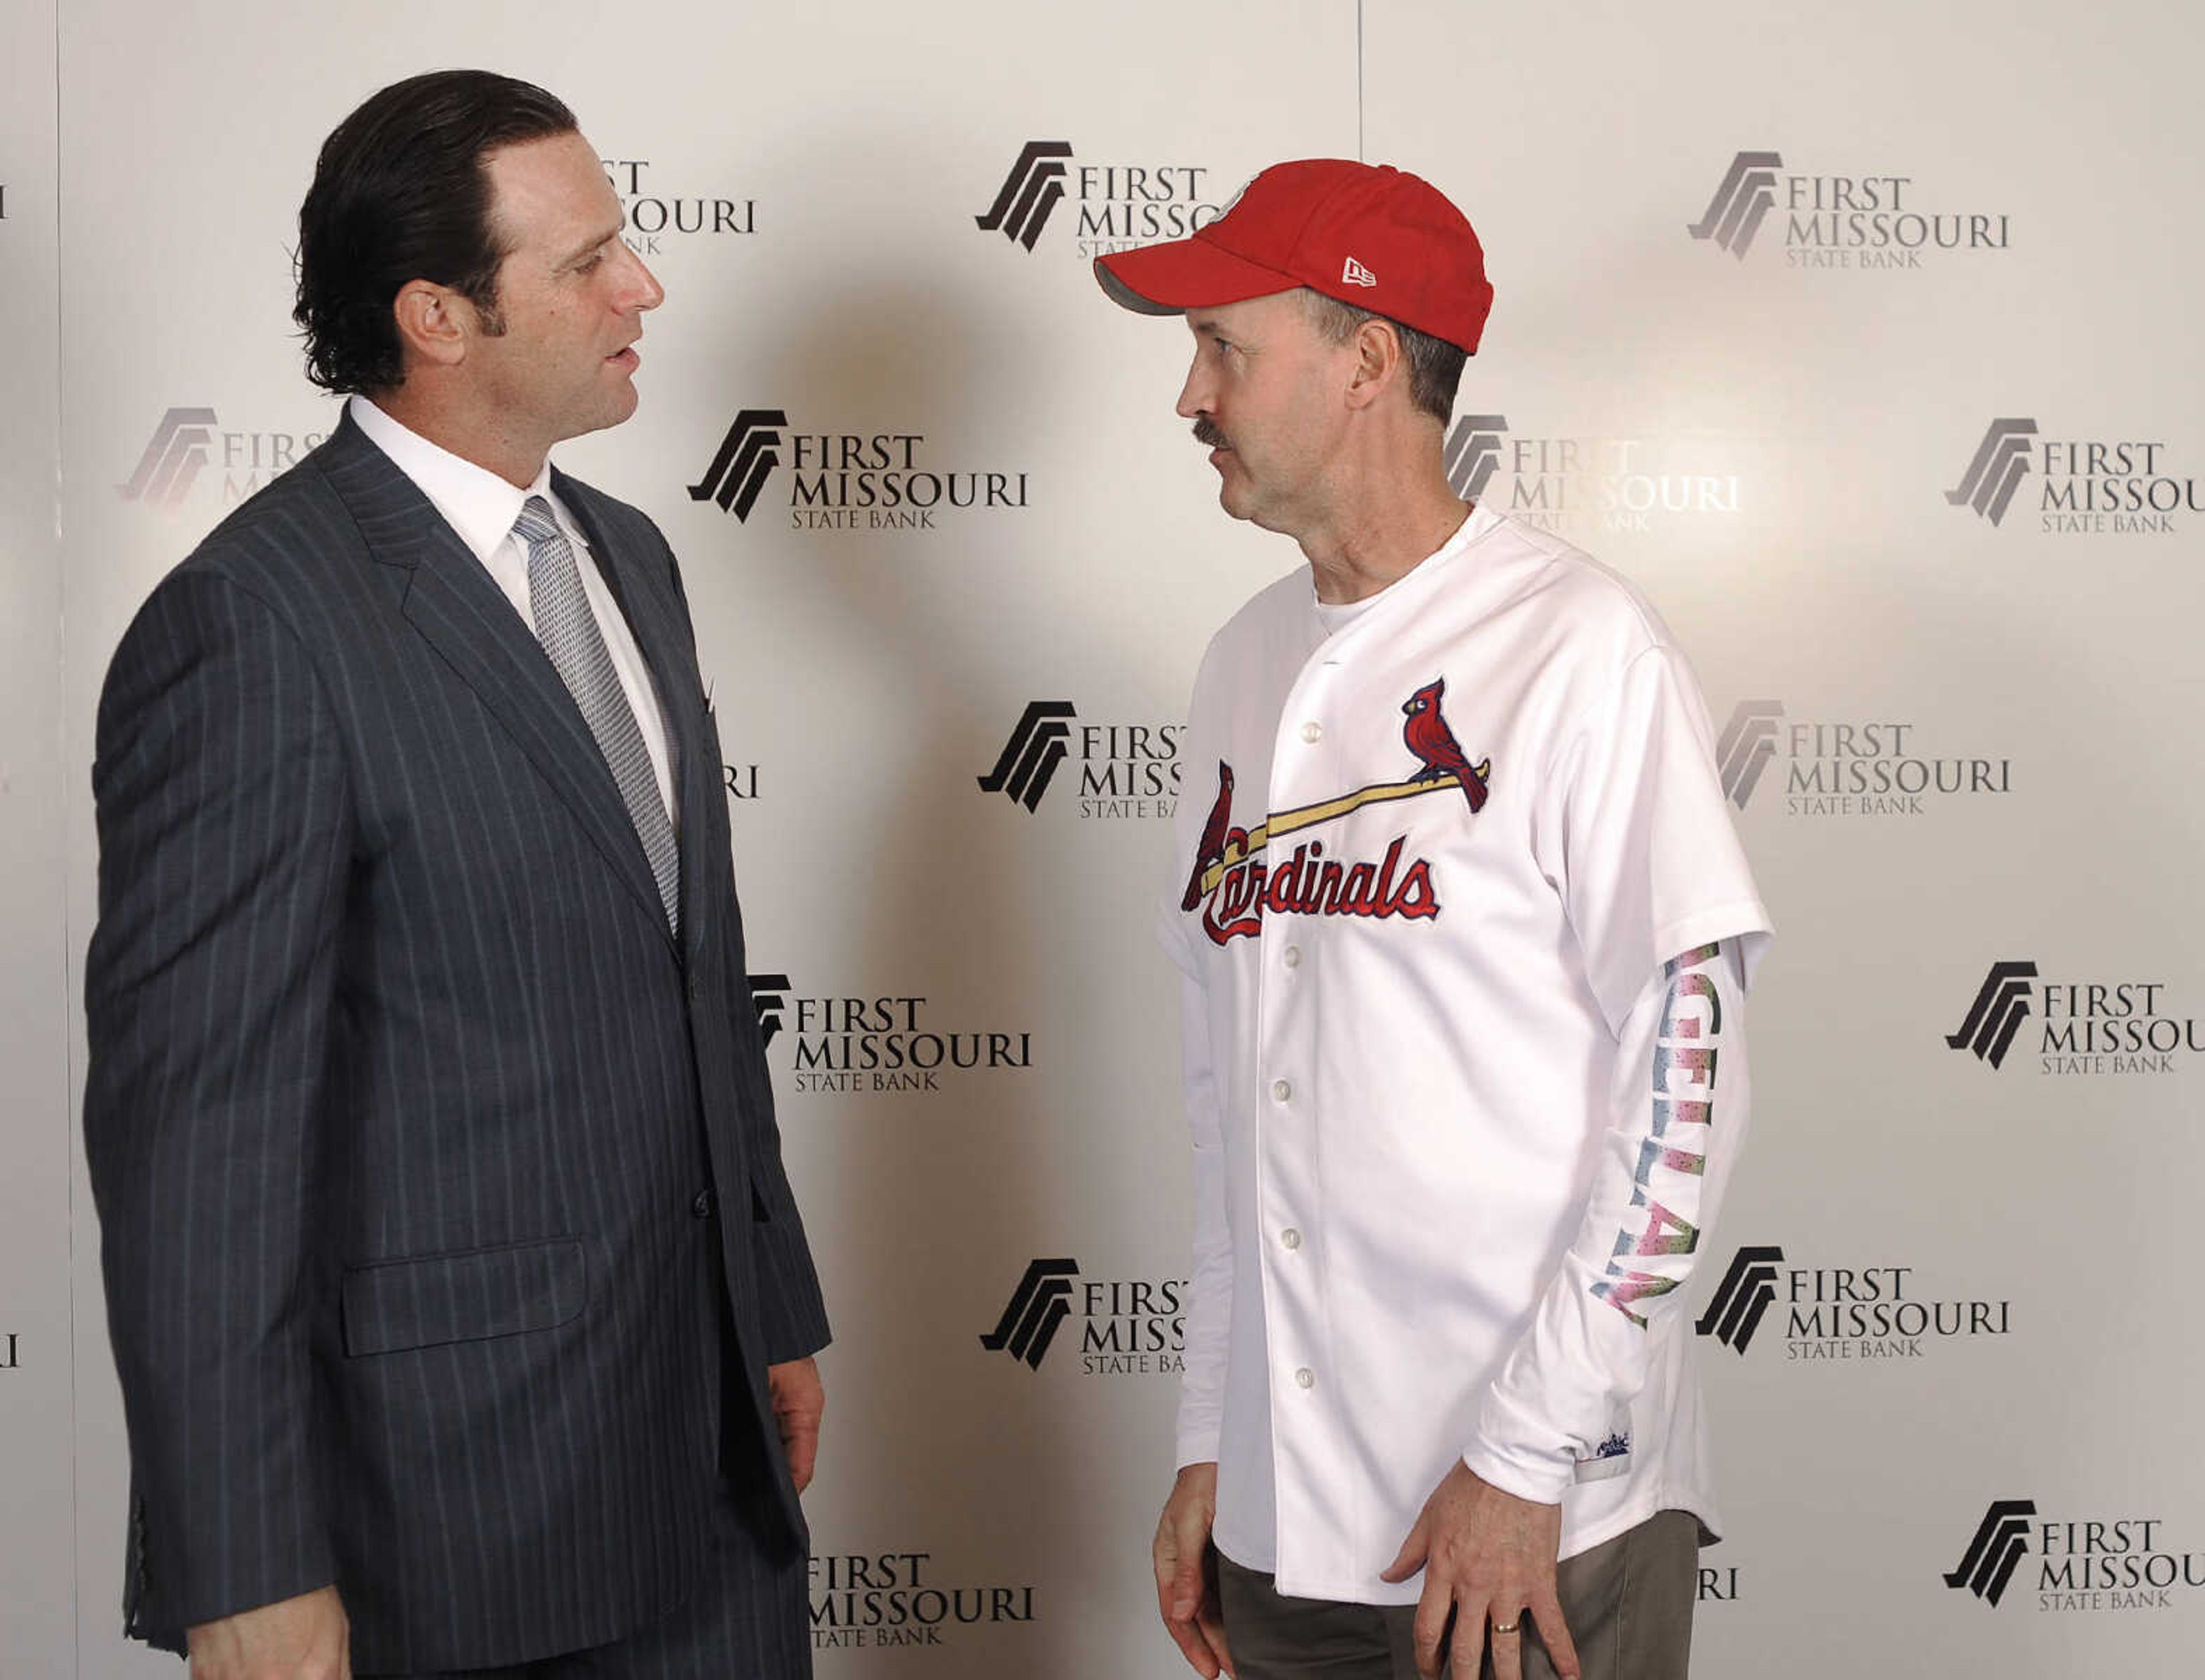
[1182, 761, 1236, 910]
[1401, 679, 1491, 812]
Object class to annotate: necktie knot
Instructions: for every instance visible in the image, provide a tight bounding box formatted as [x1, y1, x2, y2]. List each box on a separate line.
[513, 495, 562, 551]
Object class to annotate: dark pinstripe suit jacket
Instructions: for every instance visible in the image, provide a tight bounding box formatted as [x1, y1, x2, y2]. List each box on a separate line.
[83, 412, 830, 1672]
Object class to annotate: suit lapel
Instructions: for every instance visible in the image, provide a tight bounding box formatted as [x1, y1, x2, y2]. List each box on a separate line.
[314, 415, 675, 947]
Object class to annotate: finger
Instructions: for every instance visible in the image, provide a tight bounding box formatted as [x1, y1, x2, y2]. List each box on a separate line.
[1380, 1519, 1430, 1585]
[1411, 1580, 1451, 1679]
[1196, 1593, 1235, 1679]
[1161, 1608, 1221, 1680]
[1482, 1613, 1520, 1680]
[1530, 1586, 1581, 1680]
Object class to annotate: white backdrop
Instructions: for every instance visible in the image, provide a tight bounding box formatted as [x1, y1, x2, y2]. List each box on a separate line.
[8, 1, 2205, 1674]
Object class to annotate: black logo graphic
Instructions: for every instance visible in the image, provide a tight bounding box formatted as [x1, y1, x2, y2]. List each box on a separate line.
[1687, 152, 1784, 257]
[976, 142, 1075, 250]
[1716, 701, 1785, 808]
[978, 701, 1077, 811]
[1948, 419, 2039, 528]
[1947, 961, 2040, 1069]
[118, 407, 219, 512]
[690, 408, 790, 522]
[1696, 1245, 1786, 1353]
[1945, 1500, 2038, 1606]
[980, 1259, 1080, 1369]
[1443, 414, 1508, 500]
[749, 973, 791, 1047]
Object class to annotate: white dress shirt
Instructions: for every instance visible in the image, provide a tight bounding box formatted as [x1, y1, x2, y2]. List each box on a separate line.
[349, 394, 677, 824]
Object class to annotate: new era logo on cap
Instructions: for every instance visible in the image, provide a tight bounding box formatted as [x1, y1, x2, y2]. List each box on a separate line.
[1342, 256, 1378, 287]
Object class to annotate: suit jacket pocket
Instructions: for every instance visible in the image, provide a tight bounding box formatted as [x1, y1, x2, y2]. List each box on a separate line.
[342, 1236, 587, 1357]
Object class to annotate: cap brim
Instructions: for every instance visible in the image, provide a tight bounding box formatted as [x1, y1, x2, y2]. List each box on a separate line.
[1094, 233, 1300, 316]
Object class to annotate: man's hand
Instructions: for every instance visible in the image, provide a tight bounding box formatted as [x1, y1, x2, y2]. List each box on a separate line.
[1379, 1461, 1579, 1680]
[768, 1356, 825, 1492]
[185, 1585, 350, 1679]
[1154, 1461, 1233, 1678]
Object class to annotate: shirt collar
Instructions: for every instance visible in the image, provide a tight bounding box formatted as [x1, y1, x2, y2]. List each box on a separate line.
[348, 394, 587, 563]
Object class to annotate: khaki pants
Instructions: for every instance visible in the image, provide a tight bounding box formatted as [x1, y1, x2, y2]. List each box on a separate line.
[1217, 1509, 1701, 1680]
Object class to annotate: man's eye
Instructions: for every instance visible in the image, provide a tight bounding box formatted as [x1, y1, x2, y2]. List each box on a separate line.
[575, 253, 604, 274]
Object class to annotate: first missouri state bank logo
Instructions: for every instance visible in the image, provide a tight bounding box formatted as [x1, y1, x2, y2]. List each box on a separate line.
[977, 701, 1181, 819]
[1183, 680, 1489, 947]
[1688, 149, 2010, 268]
[1442, 414, 1744, 534]
[1947, 959, 2204, 1075]
[119, 408, 330, 515]
[690, 407, 1028, 530]
[1716, 700, 2011, 818]
[1697, 1244, 2011, 1362]
[979, 1258, 1185, 1376]
[1948, 417, 2199, 533]
[1947, 1500, 2205, 1611]
[976, 141, 1225, 257]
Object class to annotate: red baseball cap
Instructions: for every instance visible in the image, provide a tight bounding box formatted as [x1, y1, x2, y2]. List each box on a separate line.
[1094, 158, 1494, 354]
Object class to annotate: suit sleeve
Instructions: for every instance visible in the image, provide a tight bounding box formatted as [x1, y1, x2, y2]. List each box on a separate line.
[649, 521, 830, 1367]
[734, 983, 832, 1366]
[83, 570, 351, 1639]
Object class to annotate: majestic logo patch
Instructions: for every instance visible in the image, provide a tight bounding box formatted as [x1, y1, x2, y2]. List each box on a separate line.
[1182, 679, 1490, 946]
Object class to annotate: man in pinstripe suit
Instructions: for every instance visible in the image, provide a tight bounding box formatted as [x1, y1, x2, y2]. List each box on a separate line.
[84, 71, 828, 1678]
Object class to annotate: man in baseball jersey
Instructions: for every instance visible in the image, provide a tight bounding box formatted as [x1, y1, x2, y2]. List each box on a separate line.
[1094, 160, 1771, 1680]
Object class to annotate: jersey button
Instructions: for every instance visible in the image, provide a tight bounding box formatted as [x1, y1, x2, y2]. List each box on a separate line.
[1271, 1078, 1292, 1103]
[1294, 1367, 1315, 1389]
[1300, 721, 1323, 744]
[1281, 1228, 1302, 1251]
[1282, 945, 1302, 969]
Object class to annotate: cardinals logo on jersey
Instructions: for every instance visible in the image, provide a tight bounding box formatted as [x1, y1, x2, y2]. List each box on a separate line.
[1401, 679, 1491, 811]
[1184, 679, 1492, 945]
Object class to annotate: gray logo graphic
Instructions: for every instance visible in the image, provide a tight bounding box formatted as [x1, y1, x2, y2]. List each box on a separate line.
[1716, 701, 1785, 808]
[690, 408, 789, 522]
[1947, 961, 2040, 1069]
[1687, 152, 1785, 257]
[1695, 1245, 1786, 1353]
[1947, 419, 2039, 528]
[1945, 1500, 2038, 1606]
[1443, 414, 1509, 500]
[118, 407, 219, 512]
[978, 701, 1078, 811]
[976, 142, 1076, 250]
[748, 973, 791, 1047]
[980, 1258, 1080, 1369]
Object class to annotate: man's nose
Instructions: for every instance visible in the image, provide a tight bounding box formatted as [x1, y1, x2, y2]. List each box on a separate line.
[623, 245, 666, 311]
[1174, 361, 1209, 420]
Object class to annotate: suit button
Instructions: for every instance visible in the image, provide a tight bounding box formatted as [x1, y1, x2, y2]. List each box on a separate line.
[687, 973, 704, 1002]
[692, 1190, 716, 1219]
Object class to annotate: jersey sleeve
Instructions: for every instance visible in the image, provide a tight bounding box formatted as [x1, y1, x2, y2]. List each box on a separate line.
[1464, 940, 1751, 1501]
[1461, 641, 1773, 1502]
[1535, 642, 1771, 1034]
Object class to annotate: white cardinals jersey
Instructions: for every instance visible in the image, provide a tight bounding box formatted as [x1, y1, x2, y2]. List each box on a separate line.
[1160, 504, 1772, 1605]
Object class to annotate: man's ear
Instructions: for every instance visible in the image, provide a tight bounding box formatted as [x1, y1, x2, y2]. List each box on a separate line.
[392, 280, 470, 371]
[1343, 316, 1404, 412]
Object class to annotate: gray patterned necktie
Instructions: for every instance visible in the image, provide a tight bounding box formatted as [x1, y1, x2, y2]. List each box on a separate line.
[514, 495, 679, 933]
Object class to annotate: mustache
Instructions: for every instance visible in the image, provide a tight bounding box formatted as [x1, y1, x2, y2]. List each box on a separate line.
[1192, 417, 1229, 450]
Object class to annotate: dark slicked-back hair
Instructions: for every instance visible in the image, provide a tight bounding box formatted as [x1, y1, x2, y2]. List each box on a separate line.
[294, 69, 578, 395]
